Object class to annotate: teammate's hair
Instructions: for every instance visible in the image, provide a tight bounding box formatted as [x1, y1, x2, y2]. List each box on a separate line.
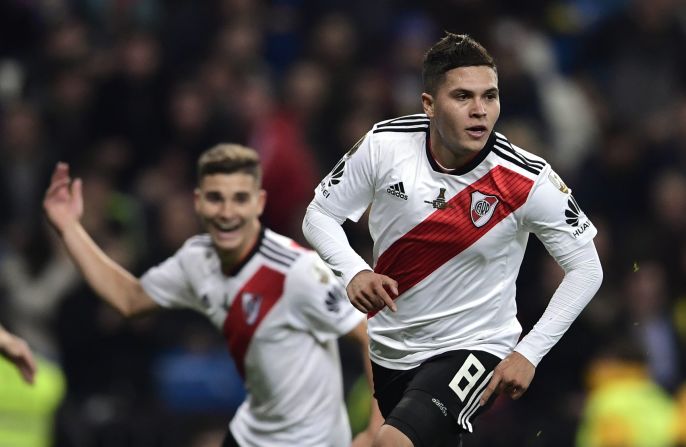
[422, 33, 496, 94]
[197, 144, 262, 185]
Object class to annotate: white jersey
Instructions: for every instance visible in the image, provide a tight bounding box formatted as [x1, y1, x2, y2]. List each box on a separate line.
[140, 228, 364, 446]
[313, 114, 597, 370]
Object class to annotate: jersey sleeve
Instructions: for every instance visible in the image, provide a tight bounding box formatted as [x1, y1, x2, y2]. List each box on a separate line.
[312, 132, 376, 222]
[522, 167, 597, 257]
[140, 245, 200, 311]
[286, 254, 365, 343]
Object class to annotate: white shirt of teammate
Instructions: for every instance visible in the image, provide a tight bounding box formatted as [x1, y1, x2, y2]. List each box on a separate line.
[141, 228, 364, 447]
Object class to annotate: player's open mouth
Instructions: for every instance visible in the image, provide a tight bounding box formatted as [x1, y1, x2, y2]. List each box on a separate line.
[213, 221, 242, 238]
[466, 126, 488, 138]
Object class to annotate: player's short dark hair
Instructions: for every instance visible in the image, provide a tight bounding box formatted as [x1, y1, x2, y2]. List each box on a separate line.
[422, 33, 496, 94]
[197, 144, 262, 185]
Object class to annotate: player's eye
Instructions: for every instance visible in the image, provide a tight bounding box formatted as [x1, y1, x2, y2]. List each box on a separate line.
[234, 192, 250, 204]
[484, 90, 499, 101]
[205, 192, 223, 203]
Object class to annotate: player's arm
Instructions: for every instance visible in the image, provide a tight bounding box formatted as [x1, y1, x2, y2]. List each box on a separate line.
[481, 241, 603, 404]
[43, 163, 158, 317]
[0, 323, 37, 384]
[303, 132, 398, 313]
[481, 169, 603, 405]
[344, 320, 384, 446]
[303, 203, 397, 313]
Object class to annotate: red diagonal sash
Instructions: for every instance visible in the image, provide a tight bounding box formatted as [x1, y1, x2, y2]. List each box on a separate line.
[223, 266, 285, 378]
[371, 166, 533, 317]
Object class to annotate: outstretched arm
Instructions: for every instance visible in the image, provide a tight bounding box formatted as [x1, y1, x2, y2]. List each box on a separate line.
[480, 241, 603, 405]
[345, 320, 384, 446]
[0, 324, 36, 384]
[43, 162, 158, 317]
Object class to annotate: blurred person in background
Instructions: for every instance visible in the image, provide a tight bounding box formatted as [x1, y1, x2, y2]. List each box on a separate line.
[43, 144, 382, 446]
[624, 260, 682, 391]
[576, 337, 680, 447]
[0, 322, 36, 384]
[303, 32, 603, 446]
[0, 322, 65, 447]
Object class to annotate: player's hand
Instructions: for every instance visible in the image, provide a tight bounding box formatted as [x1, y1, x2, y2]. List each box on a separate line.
[346, 271, 398, 313]
[479, 351, 535, 406]
[43, 162, 84, 233]
[0, 328, 37, 384]
[350, 429, 374, 447]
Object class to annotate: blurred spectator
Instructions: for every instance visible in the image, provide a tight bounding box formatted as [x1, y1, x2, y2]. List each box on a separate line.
[0, 102, 55, 229]
[624, 260, 682, 391]
[236, 71, 320, 239]
[576, 337, 680, 447]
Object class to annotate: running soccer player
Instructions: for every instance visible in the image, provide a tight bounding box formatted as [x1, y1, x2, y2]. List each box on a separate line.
[0, 323, 36, 384]
[303, 33, 603, 446]
[43, 144, 381, 446]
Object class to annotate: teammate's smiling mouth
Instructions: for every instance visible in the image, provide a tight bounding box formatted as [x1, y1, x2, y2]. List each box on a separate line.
[213, 220, 242, 235]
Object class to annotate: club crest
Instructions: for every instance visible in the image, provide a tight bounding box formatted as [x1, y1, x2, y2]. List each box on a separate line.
[241, 292, 262, 325]
[470, 191, 499, 227]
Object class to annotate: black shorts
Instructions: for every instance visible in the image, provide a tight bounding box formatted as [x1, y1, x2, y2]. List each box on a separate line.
[372, 350, 501, 447]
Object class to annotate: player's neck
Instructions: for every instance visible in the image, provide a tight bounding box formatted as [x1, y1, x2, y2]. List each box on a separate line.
[429, 137, 480, 172]
[219, 223, 262, 274]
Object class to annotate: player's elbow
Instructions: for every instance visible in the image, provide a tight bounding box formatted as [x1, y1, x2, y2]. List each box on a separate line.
[109, 283, 152, 318]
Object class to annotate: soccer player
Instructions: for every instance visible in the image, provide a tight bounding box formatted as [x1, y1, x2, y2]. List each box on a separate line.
[302, 33, 603, 446]
[43, 144, 382, 446]
[0, 323, 36, 384]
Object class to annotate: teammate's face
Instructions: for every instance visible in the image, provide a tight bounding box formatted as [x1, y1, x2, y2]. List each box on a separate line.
[194, 172, 266, 263]
[422, 66, 500, 168]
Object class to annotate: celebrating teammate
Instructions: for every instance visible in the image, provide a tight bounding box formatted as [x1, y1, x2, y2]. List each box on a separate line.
[303, 33, 603, 446]
[0, 323, 36, 384]
[43, 144, 381, 446]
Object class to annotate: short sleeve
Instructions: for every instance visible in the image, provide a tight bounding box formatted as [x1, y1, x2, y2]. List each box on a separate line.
[140, 248, 198, 310]
[286, 254, 365, 342]
[522, 167, 597, 258]
[312, 132, 376, 222]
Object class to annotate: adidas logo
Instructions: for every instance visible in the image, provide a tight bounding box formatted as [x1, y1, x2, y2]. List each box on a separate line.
[386, 182, 408, 200]
[431, 398, 448, 417]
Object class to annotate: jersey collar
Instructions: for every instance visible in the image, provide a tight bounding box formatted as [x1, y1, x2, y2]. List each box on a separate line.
[425, 130, 496, 175]
[221, 226, 266, 277]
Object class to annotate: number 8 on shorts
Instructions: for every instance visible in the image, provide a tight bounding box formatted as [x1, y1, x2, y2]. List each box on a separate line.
[449, 353, 486, 401]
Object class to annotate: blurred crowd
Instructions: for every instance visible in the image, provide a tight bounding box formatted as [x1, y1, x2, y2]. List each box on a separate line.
[1, 0, 686, 446]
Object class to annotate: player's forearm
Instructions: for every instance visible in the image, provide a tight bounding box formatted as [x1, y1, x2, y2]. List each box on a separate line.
[0, 325, 10, 354]
[514, 242, 603, 366]
[302, 202, 372, 286]
[61, 222, 151, 317]
[346, 321, 385, 432]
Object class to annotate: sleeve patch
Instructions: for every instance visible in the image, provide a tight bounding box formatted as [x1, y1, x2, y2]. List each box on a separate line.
[548, 171, 570, 194]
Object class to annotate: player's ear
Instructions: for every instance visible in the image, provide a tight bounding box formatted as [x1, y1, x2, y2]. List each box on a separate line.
[193, 187, 202, 213]
[422, 92, 434, 117]
[257, 189, 267, 216]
